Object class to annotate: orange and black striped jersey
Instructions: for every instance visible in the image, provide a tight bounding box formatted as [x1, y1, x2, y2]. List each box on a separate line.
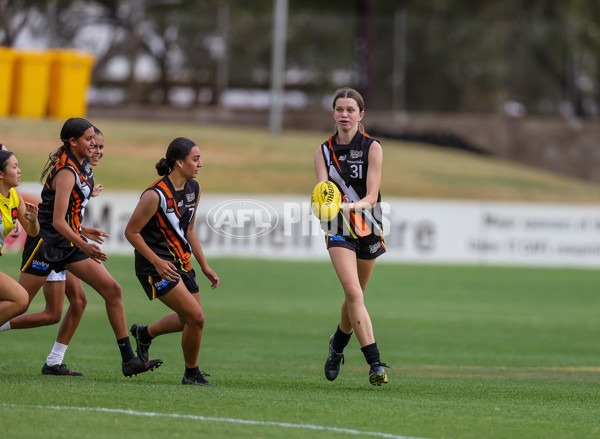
[319, 130, 383, 238]
[134, 176, 200, 275]
[37, 149, 93, 248]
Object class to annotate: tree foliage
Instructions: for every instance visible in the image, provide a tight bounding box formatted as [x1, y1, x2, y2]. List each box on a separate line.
[1, 0, 599, 116]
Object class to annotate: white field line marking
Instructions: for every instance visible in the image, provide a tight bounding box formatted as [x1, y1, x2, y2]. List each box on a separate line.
[1, 403, 431, 439]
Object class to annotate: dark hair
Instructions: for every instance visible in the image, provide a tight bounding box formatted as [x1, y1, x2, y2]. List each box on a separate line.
[0, 150, 14, 172]
[93, 125, 103, 136]
[156, 137, 197, 176]
[60, 117, 93, 143]
[332, 87, 366, 133]
[41, 117, 94, 182]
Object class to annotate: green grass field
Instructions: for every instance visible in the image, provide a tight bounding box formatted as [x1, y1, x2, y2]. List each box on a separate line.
[1, 254, 599, 439]
[1, 117, 599, 437]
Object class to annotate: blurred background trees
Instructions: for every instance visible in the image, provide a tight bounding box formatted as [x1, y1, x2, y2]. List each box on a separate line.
[1, 0, 600, 117]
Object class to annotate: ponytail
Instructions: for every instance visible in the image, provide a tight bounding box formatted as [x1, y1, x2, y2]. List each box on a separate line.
[155, 137, 197, 176]
[40, 146, 66, 183]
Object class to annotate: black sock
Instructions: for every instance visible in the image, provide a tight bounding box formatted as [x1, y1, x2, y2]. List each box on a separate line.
[117, 337, 135, 363]
[140, 325, 153, 344]
[331, 326, 352, 353]
[360, 342, 380, 365]
[185, 366, 200, 376]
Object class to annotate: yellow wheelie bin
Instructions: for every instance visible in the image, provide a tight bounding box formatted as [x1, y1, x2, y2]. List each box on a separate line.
[48, 50, 95, 119]
[0, 47, 16, 117]
[10, 50, 52, 118]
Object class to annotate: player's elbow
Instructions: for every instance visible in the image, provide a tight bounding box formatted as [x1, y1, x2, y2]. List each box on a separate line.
[51, 218, 63, 233]
[124, 227, 138, 246]
[124, 228, 133, 244]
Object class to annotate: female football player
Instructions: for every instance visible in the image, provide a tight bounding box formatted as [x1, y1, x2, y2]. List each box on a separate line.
[2, 127, 108, 376]
[313, 87, 389, 385]
[125, 137, 219, 386]
[0, 146, 39, 326]
[16, 118, 161, 377]
[43, 126, 106, 375]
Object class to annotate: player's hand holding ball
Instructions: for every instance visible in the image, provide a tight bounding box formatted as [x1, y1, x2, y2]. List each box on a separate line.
[311, 180, 341, 222]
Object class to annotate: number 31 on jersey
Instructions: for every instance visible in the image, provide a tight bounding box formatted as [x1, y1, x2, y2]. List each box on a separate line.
[350, 164, 363, 179]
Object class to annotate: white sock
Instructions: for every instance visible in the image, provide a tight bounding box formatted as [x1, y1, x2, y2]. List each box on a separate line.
[46, 342, 68, 366]
[0, 322, 11, 332]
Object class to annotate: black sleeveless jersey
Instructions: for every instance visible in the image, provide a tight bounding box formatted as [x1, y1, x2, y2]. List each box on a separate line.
[319, 130, 383, 238]
[135, 176, 200, 275]
[37, 149, 94, 248]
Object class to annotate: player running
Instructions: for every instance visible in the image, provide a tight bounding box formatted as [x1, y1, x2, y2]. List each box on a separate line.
[125, 137, 219, 386]
[16, 118, 162, 378]
[0, 146, 39, 327]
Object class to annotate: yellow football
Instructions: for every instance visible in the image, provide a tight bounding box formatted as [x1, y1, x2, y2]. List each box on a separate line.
[311, 180, 342, 221]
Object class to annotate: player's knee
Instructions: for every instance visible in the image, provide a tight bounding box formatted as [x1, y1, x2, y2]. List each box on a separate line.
[71, 293, 87, 313]
[343, 285, 364, 303]
[15, 292, 29, 314]
[101, 280, 123, 302]
[187, 311, 205, 329]
[47, 312, 62, 325]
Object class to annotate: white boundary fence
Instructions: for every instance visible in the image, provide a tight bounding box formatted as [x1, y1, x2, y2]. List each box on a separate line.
[9, 185, 600, 268]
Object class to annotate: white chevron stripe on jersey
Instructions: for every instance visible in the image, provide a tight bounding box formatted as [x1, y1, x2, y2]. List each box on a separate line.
[157, 189, 188, 246]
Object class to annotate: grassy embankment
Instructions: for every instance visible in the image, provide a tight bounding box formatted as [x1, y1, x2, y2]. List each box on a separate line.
[1, 117, 599, 202]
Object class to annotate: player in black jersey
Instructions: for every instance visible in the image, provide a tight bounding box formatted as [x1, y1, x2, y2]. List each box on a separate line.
[314, 88, 389, 386]
[2, 127, 107, 377]
[16, 118, 162, 378]
[41, 126, 107, 376]
[125, 137, 219, 386]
